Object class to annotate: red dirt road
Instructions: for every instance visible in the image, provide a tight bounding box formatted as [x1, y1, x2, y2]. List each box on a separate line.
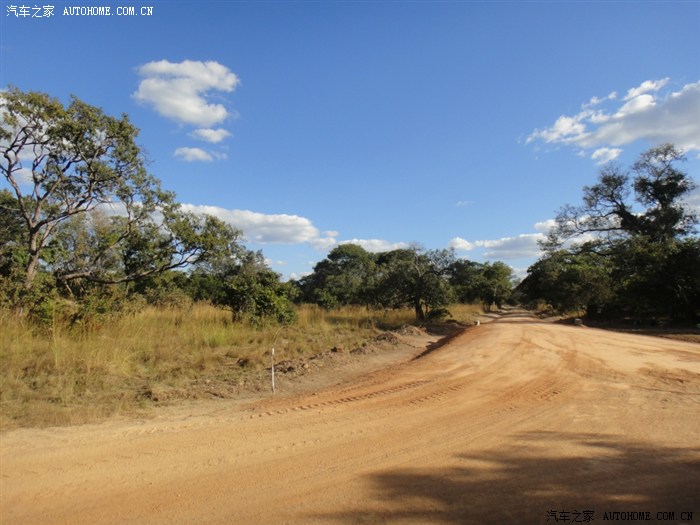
[2, 311, 699, 524]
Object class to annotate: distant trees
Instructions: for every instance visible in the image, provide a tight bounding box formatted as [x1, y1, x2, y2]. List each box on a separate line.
[450, 260, 513, 309]
[519, 144, 699, 321]
[373, 248, 456, 321]
[298, 245, 514, 321]
[1, 87, 517, 327]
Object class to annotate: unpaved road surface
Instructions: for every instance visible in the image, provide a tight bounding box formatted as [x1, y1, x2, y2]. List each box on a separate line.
[2, 311, 700, 524]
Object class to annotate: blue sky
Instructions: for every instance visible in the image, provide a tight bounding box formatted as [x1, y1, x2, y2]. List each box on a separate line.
[2, 1, 699, 280]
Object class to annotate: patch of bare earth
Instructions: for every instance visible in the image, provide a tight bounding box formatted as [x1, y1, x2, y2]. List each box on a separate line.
[2, 310, 699, 524]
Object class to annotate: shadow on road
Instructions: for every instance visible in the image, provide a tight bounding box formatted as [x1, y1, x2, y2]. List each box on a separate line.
[315, 432, 699, 524]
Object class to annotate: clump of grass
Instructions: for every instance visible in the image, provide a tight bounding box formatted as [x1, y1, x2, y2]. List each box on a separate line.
[0, 302, 480, 430]
[446, 303, 484, 324]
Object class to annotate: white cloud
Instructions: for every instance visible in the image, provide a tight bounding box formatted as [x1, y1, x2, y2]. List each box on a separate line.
[614, 94, 655, 118]
[288, 272, 312, 281]
[533, 219, 556, 233]
[623, 78, 669, 101]
[475, 234, 545, 259]
[591, 147, 622, 164]
[180, 204, 337, 248]
[192, 128, 231, 143]
[174, 147, 214, 162]
[12, 167, 33, 186]
[527, 114, 587, 144]
[448, 237, 475, 251]
[527, 79, 700, 158]
[583, 91, 617, 109]
[339, 239, 409, 253]
[449, 233, 545, 259]
[133, 60, 239, 127]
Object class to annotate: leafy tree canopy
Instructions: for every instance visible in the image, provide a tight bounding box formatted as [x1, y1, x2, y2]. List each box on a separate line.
[1, 88, 240, 295]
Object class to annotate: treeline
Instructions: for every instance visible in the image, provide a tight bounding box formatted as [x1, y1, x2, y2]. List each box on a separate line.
[3, 88, 696, 327]
[297, 244, 512, 319]
[517, 144, 700, 322]
[0, 88, 511, 327]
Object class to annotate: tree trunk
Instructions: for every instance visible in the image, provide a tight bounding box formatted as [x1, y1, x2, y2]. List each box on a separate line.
[24, 252, 40, 289]
[414, 299, 425, 321]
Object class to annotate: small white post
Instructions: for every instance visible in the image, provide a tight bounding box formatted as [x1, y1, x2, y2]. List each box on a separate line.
[271, 347, 276, 395]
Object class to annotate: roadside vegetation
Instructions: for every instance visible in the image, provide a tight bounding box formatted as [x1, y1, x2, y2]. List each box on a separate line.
[517, 144, 699, 324]
[0, 303, 482, 429]
[2, 87, 697, 429]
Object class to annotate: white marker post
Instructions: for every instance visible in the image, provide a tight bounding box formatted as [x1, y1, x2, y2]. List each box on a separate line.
[271, 347, 276, 395]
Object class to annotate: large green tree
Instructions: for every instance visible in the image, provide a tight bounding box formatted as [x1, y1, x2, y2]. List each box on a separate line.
[374, 247, 455, 321]
[546, 144, 696, 247]
[298, 244, 376, 308]
[524, 144, 699, 320]
[1, 88, 238, 295]
[448, 259, 514, 308]
[188, 250, 296, 325]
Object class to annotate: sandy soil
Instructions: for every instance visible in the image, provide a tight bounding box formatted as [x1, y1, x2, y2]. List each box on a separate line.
[2, 310, 699, 524]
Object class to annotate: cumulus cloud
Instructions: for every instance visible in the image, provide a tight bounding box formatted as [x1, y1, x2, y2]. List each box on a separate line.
[191, 128, 231, 143]
[527, 79, 700, 160]
[448, 237, 476, 251]
[449, 233, 545, 260]
[623, 78, 669, 101]
[133, 60, 238, 161]
[591, 147, 622, 164]
[339, 239, 409, 253]
[533, 219, 556, 233]
[174, 147, 214, 162]
[133, 60, 239, 127]
[474, 234, 545, 259]
[180, 204, 337, 248]
[449, 219, 564, 260]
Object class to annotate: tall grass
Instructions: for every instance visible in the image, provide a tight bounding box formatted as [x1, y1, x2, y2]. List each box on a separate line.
[0, 303, 480, 429]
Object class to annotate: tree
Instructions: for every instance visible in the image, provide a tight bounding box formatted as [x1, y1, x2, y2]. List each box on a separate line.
[546, 144, 696, 248]
[448, 259, 486, 304]
[448, 259, 514, 309]
[188, 250, 296, 325]
[527, 144, 699, 321]
[374, 247, 455, 321]
[518, 248, 614, 315]
[298, 244, 376, 308]
[1, 88, 238, 295]
[482, 262, 514, 309]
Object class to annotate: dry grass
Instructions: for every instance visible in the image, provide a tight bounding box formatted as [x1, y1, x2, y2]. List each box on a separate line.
[1, 303, 447, 429]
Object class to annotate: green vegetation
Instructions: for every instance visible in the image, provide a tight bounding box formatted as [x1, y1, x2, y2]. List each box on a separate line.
[8, 87, 695, 429]
[0, 303, 484, 429]
[518, 144, 699, 322]
[298, 244, 515, 319]
[1, 88, 494, 429]
[1, 88, 511, 327]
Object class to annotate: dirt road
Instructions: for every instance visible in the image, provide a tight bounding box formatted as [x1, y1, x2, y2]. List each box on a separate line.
[2, 311, 699, 524]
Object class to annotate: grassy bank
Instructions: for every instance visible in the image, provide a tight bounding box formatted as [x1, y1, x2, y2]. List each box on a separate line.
[1, 303, 482, 429]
